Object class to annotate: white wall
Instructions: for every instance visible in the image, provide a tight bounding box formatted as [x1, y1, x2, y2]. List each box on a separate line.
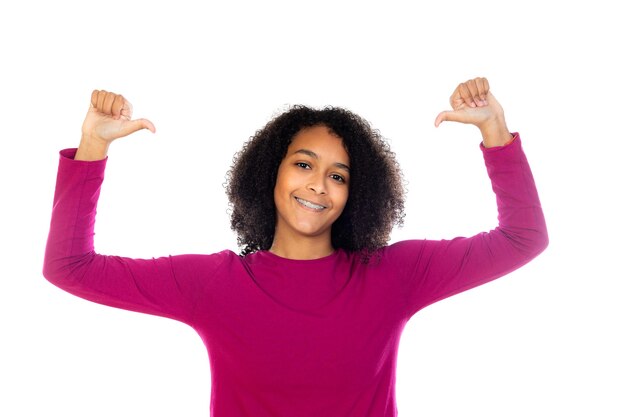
[1, 1, 624, 416]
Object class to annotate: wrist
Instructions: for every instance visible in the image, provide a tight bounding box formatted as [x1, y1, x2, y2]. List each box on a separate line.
[75, 134, 110, 161]
[479, 115, 512, 148]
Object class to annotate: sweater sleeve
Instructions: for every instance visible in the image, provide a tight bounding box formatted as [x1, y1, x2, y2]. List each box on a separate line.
[42, 149, 228, 325]
[385, 134, 549, 317]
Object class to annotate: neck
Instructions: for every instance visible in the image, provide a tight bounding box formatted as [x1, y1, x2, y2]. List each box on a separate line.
[269, 236, 335, 260]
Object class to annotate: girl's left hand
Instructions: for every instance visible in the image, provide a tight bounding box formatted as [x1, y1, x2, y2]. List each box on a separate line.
[435, 77, 512, 147]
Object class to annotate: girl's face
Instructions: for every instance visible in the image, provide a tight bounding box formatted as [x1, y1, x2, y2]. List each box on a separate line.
[273, 125, 350, 246]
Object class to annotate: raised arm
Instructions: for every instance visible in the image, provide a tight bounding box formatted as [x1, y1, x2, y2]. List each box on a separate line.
[389, 77, 548, 316]
[42, 91, 219, 324]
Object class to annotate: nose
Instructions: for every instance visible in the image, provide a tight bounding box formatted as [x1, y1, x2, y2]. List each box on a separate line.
[307, 174, 327, 194]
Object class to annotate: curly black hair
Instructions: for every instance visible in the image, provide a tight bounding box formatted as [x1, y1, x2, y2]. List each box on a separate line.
[225, 105, 405, 259]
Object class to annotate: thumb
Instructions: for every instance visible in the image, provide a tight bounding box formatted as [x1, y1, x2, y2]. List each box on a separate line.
[434, 108, 484, 127]
[434, 110, 458, 127]
[118, 118, 156, 137]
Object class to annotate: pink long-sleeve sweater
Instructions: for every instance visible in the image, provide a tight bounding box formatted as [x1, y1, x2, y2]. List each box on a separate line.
[43, 134, 548, 416]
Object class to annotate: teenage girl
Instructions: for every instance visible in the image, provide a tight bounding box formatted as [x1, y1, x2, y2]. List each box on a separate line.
[44, 77, 548, 416]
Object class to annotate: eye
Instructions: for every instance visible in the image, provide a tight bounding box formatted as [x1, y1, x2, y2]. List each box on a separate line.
[330, 173, 346, 183]
[295, 162, 311, 169]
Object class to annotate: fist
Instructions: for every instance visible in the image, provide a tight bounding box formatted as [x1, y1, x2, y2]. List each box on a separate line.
[434, 77, 504, 130]
[82, 90, 155, 144]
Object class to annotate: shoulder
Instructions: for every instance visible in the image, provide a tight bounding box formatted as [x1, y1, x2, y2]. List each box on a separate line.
[341, 240, 431, 271]
[170, 249, 242, 274]
[380, 240, 429, 259]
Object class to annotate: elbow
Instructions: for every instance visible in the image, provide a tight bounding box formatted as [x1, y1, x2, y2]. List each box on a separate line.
[534, 228, 549, 257]
[42, 256, 69, 287]
[42, 248, 57, 284]
[517, 210, 550, 259]
[526, 223, 549, 259]
[42, 250, 92, 288]
[42, 243, 64, 285]
[499, 222, 549, 261]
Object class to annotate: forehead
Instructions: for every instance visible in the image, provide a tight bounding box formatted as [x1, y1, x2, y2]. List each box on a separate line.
[288, 125, 349, 160]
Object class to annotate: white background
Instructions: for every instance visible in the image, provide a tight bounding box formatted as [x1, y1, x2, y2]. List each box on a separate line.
[1, 1, 624, 416]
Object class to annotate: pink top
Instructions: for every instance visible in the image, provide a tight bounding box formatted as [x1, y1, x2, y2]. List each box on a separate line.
[43, 134, 548, 416]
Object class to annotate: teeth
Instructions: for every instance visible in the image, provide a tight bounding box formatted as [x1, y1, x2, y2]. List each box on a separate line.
[296, 197, 325, 210]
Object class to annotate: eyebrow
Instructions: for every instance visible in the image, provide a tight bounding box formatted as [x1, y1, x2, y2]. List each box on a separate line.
[293, 149, 350, 172]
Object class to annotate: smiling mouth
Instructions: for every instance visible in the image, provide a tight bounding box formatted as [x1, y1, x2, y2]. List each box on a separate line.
[295, 197, 327, 211]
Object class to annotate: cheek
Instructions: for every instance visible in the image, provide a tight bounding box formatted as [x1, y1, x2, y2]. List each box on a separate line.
[273, 167, 295, 208]
[273, 182, 287, 210]
[273, 167, 287, 196]
[336, 188, 349, 212]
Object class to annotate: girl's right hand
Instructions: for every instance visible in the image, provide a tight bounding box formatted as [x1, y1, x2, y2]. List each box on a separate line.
[76, 90, 155, 161]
